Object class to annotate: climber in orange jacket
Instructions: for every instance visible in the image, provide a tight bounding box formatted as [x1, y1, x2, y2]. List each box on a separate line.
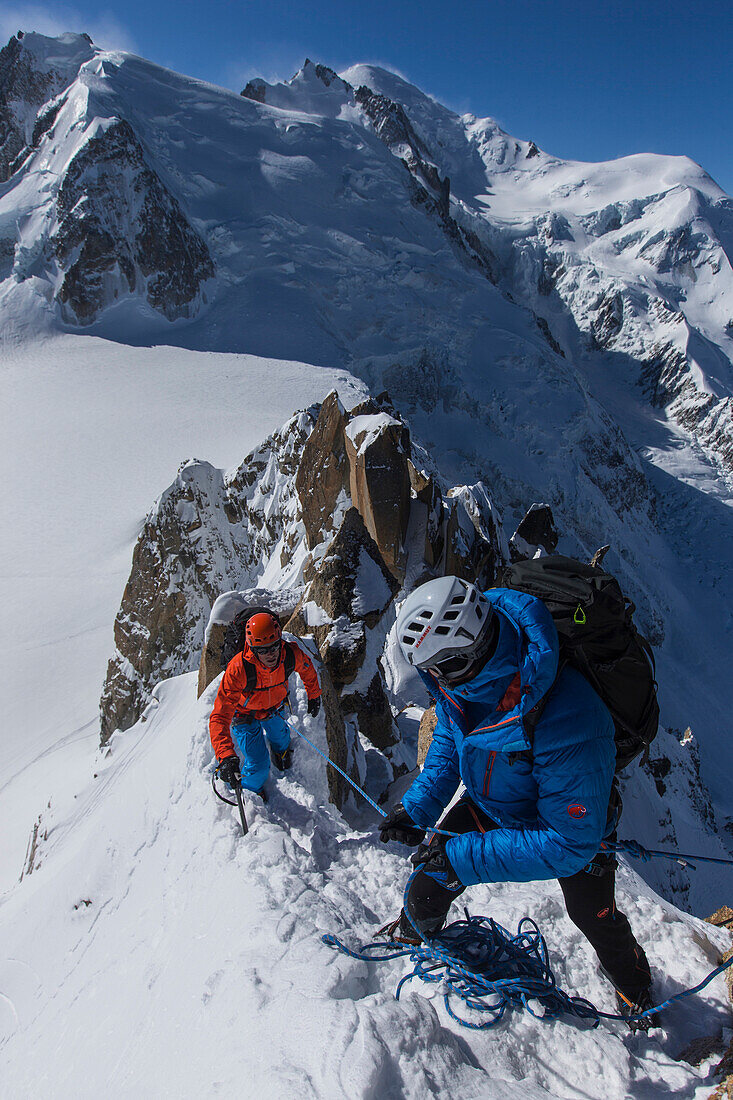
[210, 611, 321, 794]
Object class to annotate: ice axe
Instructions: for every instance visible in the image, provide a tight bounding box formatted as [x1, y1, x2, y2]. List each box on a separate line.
[211, 767, 248, 836]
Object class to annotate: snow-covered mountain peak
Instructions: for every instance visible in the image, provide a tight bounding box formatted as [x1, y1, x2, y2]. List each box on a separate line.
[7, 29, 95, 77]
[242, 58, 354, 118]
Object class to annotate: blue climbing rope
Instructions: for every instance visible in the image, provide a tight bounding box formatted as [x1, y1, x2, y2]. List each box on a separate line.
[296, 714, 733, 1026]
[607, 839, 733, 869]
[288, 722, 459, 838]
[323, 870, 733, 1030]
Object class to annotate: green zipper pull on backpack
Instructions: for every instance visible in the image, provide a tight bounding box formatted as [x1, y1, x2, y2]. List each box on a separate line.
[574, 605, 587, 625]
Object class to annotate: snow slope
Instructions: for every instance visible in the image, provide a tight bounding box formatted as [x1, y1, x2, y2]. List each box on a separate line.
[1, 672, 730, 1098]
[0, 333, 366, 894]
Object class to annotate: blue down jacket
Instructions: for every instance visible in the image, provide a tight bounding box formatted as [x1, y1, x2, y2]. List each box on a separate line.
[401, 588, 616, 887]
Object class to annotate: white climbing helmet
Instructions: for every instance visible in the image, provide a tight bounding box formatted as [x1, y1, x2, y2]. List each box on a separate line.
[396, 576, 498, 684]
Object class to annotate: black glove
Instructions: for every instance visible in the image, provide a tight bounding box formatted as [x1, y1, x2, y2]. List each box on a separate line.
[218, 755, 241, 786]
[411, 837, 462, 891]
[307, 696, 321, 717]
[379, 803, 426, 846]
[270, 745, 293, 771]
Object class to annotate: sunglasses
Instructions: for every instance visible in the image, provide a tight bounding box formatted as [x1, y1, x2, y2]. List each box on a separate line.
[252, 641, 281, 658]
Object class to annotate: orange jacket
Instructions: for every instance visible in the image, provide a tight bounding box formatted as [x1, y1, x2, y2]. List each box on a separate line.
[209, 639, 321, 761]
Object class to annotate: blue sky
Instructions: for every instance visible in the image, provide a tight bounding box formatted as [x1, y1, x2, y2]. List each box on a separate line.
[4, 0, 732, 193]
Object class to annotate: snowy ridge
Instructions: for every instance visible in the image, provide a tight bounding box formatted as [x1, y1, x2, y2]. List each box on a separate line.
[1, 672, 731, 1097]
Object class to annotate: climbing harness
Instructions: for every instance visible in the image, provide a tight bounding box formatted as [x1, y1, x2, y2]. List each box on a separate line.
[323, 869, 733, 1030]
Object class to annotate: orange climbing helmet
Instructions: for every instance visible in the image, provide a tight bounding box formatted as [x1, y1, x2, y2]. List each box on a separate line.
[245, 611, 282, 651]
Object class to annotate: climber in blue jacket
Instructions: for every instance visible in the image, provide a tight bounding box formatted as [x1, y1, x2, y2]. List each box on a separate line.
[380, 576, 654, 1028]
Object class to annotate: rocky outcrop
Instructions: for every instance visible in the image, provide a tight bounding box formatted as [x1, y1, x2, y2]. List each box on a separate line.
[591, 290, 624, 348]
[345, 407, 411, 581]
[53, 119, 214, 324]
[295, 391, 349, 550]
[0, 31, 94, 181]
[354, 84, 450, 215]
[104, 391, 510, 808]
[286, 507, 400, 780]
[240, 78, 266, 102]
[417, 704, 437, 767]
[510, 503, 559, 560]
[444, 485, 504, 587]
[100, 412, 314, 741]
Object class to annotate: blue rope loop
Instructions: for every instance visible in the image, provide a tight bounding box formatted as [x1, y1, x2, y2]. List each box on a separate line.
[324, 910, 601, 1029]
[323, 869, 733, 1030]
[292, 715, 733, 1028]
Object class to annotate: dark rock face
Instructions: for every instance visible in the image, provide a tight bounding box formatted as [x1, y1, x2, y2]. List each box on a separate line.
[53, 119, 214, 324]
[295, 392, 349, 550]
[341, 671, 397, 751]
[510, 503, 559, 559]
[289, 507, 398, 683]
[536, 315, 565, 357]
[286, 507, 400, 783]
[345, 409, 412, 582]
[0, 35, 53, 180]
[641, 341, 694, 409]
[591, 290, 624, 348]
[443, 486, 503, 588]
[640, 224, 707, 275]
[240, 78, 266, 102]
[101, 413, 314, 741]
[353, 82, 497, 282]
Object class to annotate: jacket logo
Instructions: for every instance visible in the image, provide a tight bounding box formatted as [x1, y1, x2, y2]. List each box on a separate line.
[567, 804, 587, 818]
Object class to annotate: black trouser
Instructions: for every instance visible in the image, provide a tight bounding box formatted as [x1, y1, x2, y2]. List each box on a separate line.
[402, 797, 652, 1002]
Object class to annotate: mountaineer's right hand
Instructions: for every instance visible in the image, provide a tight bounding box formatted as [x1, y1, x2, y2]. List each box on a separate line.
[218, 756, 241, 786]
[378, 803, 426, 846]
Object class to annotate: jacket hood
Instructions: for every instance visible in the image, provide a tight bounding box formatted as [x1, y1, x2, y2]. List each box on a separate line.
[426, 588, 560, 753]
[451, 611, 521, 703]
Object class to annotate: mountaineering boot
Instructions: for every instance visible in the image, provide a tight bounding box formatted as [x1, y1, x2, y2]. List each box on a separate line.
[614, 986, 659, 1032]
[269, 745, 293, 771]
[257, 786, 269, 804]
[376, 913, 423, 947]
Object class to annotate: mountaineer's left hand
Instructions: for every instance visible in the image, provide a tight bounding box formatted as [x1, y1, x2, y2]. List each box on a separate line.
[411, 837, 463, 891]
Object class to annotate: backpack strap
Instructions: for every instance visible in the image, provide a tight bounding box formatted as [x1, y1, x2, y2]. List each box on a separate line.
[283, 641, 296, 679]
[242, 658, 257, 694]
[520, 658, 566, 749]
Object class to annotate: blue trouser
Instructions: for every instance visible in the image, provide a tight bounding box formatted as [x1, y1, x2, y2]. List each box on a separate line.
[231, 711, 292, 792]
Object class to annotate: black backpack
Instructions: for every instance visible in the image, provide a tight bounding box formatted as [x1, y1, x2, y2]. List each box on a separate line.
[220, 606, 296, 692]
[503, 554, 659, 770]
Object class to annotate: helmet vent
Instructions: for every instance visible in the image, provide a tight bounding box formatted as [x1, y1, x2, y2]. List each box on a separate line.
[450, 595, 465, 605]
[408, 620, 425, 632]
[443, 610, 459, 620]
[434, 626, 450, 635]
